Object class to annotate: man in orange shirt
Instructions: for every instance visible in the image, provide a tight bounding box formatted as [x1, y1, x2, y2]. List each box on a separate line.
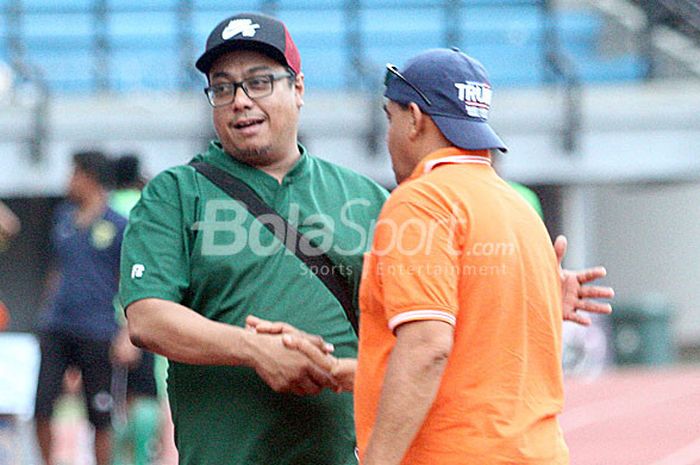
[248, 48, 613, 464]
[352, 48, 571, 465]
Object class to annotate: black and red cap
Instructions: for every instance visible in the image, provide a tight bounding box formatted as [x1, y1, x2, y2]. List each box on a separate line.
[195, 12, 301, 75]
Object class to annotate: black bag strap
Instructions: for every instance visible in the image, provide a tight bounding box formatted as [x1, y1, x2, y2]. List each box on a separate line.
[189, 161, 359, 335]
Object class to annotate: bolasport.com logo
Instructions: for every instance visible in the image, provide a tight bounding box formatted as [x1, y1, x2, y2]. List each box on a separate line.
[191, 198, 517, 260]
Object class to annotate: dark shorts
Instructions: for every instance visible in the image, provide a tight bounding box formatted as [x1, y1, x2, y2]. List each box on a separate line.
[35, 330, 114, 429]
[127, 350, 157, 397]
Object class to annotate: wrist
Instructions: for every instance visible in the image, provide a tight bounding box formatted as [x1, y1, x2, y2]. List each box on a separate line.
[332, 358, 357, 392]
[230, 325, 260, 368]
[235, 328, 276, 370]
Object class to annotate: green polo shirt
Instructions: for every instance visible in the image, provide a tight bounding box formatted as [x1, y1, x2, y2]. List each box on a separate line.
[119, 141, 388, 465]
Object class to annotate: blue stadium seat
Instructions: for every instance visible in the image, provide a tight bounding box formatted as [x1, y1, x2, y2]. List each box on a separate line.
[22, 12, 93, 42]
[193, 0, 261, 12]
[557, 11, 602, 49]
[193, 11, 228, 43]
[365, 43, 441, 72]
[277, 9, 345, 36]
[0, 12, 6, 45]
[108, 11, 178, 48]
[460, 5, 542, 25]
[466, 44, 543, 87]
[111, 48, 181, 91]
[2, 0, 646, 93]
[107, 0, 176, 9]
[26, 48, 95, 93]
[569, 50, 646, 82]
[297, 48, 345, 89]
[360, 7, 443, 39]
[274, 0, 346, 8]
[19, 0, 92, 9]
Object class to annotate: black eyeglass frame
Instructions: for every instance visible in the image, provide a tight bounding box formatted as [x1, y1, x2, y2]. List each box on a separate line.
[204, 71, 295, 108]
[384, 63, 433, 106]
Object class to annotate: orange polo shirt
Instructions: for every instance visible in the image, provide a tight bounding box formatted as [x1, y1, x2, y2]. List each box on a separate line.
[355, 147, 569, 465]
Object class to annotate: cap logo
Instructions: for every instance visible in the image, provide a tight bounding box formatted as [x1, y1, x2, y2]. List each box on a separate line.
[222, 19, 260, 40]
[454, 81, 492, 119]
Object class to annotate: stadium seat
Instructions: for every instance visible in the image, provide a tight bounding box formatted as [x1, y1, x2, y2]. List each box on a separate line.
[26, 48, 95, 93]
[3, 0, 647, 93]
[111, 48, 182, 92]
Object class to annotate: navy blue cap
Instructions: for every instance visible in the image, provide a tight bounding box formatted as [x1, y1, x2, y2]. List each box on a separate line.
[384, 48, 507, 152]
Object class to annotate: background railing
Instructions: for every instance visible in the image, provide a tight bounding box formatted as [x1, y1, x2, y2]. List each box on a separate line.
[640, 0, 700, 42]
[634, 0, 700, 78]
[0, 0, 647, 94]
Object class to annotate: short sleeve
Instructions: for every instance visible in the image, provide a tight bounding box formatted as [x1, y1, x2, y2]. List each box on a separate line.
[49, 204, 70, 259]
[119, 172, 192, 310]
[371, 188, 461, 331]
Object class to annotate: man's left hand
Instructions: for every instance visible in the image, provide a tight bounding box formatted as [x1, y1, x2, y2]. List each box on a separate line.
[555, 235, 614, 326]
[111, 327, 143, 367]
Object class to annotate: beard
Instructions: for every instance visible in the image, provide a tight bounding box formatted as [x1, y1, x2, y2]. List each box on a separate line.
[227, 145, 275, 167]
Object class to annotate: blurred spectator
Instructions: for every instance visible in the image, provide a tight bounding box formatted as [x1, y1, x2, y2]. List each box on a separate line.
[508, 181, 544, 219]
[109, 154, 146, 217]
[0, 61, 13, 100]
[0, 299, 8, 331]
[0, 201, 20, 249]
[108, 153, 165, 465]
[34, 150, 126, 465]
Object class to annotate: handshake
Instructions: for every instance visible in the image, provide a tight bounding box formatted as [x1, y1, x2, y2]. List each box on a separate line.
[245, 315, 356, 396]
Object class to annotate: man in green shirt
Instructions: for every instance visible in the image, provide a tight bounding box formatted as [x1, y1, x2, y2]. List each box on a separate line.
[119, 12, 387, 465]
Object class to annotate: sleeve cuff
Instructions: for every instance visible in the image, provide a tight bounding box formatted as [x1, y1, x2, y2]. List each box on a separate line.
[120, 291, 183, 316]
[388, 309, 456, 332]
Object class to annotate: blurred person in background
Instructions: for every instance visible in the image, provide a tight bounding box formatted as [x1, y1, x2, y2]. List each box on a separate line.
[0, 200, 20, 252]
[110, 154, 147, 217]
[34, 150, 126, 465]
[0, 200, 21, 328]
[0, 200, 20, 240]
[0, 200, 19, 461]
[109, 153, 174, 465]
[0, 300, 8, 331]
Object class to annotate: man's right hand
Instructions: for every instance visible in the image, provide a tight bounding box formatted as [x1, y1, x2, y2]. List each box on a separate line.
[245, 315, 335, 353]
[246, 315, 355, 393]
[249, 332, 339, 396]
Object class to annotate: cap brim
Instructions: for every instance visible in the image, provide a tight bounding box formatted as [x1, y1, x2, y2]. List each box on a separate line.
[431, 115, 508, 153]
[196, 40, 289, 74]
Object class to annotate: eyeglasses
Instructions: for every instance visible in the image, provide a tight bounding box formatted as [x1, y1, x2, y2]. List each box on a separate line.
[384, 63, 432, 106]
[204, 71, 294, 107]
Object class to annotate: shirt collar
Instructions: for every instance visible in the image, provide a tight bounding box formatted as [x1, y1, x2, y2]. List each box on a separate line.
[407, 147, 492, 182]
[205, 141, 310, 186]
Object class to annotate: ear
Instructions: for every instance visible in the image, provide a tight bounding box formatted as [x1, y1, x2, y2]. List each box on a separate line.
[407, 102, 424, 141]
[294, 72, 305, 108]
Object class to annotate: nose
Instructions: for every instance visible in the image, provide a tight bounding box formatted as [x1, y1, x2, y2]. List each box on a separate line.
[231, 85, 254, 112]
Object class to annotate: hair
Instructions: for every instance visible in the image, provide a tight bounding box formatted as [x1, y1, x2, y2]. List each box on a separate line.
[113, 154, 145, 189]
[285, 67, 297, 87]
[72, 150, 113, 188]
